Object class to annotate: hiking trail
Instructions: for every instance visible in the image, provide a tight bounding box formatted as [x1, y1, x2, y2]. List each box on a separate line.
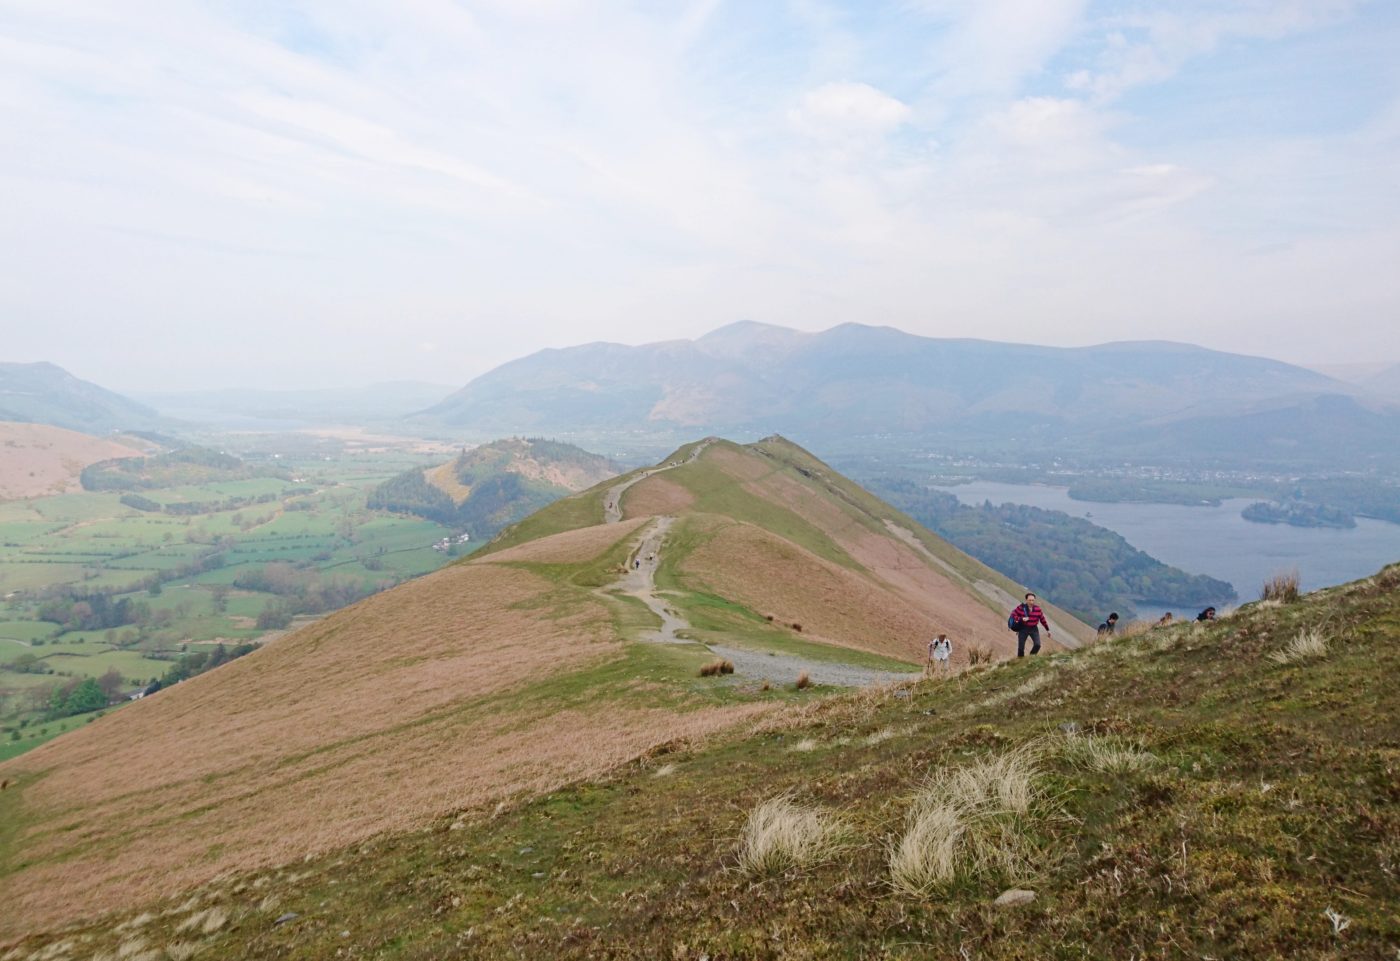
[609, 514, 920, 688]
[602, 438, 714, 525]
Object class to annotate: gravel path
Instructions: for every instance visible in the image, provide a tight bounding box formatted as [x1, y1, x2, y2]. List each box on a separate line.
[602, 439, 714, 524]
[705, 642, 920, 688]
[608, 513, 920, 688]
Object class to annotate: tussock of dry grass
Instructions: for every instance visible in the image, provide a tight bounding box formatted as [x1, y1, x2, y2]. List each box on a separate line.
[737, 796, 845, 875]
[1269, 627, 1328, 664]
[973, 668, 1056, 711]
[966, 644, 995, 665]
[698, 659, 735, 677]
[1262, 569, 1301, 604]
[789, 738, 819, 753]
[889, 747, 1043, 897]
[864, 727, 895, 746]
[164, 943, 201, 961]
[1061, 734, 1157, 773]
[1115, 619, 1152, 639]
[794, 672, 812, 690]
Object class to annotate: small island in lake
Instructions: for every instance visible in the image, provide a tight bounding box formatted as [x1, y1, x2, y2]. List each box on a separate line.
[1242, 500, 1356, 529]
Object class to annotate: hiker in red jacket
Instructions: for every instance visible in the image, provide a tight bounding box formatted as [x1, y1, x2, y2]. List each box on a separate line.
[1011, 592, 1052, 657]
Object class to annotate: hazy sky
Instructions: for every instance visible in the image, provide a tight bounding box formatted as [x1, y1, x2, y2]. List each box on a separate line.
[3, 1, 1398, 391]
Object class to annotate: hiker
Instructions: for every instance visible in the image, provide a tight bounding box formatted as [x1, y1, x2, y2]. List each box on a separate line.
[633, 558, 640, 570]
[927, 633, 952, 676]
[1009, 593, 1052, 657]
[1157, 612, 1174, 626]
[1196, 606, 1217, 622]
[1097, 612, 1120, 637]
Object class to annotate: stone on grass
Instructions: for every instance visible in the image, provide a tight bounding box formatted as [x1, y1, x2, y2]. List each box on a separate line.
[993, 888, 1036, 907]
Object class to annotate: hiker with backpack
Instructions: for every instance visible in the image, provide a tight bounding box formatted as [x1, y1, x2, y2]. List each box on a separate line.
[927, 633, 952, 676]
[1097, 612, 1119, 637]
[1009, 592, 1052, 657]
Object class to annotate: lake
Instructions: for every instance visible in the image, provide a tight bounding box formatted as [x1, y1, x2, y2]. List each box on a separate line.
[935, 481, 1400, 618]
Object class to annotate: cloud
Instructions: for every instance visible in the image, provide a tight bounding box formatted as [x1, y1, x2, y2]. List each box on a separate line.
[788, 82, 913, 139]
[908, 0, 1091, 96]
[1067, 0, 1362, 101]
[0, 0, 1394, 388]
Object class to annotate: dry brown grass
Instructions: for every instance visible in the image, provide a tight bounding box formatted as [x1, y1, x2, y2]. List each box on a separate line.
[889, 746, 1044, 896]
[1269, 627, 1328, 664]
[0, 558, 775, 938]
[698, 659, 735, 677]
[736, 795, 846, 875]
[1262, 569, 1302, 604]
[1061, 734, 1157, 773]
[619, 475, 696, 518]
[425, 460, 474, 504]
[795, 672, 812, 690]
[966, 644, 995, 665]
[0, 421, 147, 499]
[1115, 619, 1153, 639]
[482, 517, 647, 564]
[680, 520, 940, 663]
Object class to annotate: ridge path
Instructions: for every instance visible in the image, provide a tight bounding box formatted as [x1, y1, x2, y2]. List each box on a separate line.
[608, 518, 920, 689]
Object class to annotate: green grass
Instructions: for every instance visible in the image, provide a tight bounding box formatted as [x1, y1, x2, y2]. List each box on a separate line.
[660, 440, 862, 571]
[0, 452, 463, 758]
[23, 563, 1399, 959]
[477, 480, 614, 555]
[0, 708, 113, 762]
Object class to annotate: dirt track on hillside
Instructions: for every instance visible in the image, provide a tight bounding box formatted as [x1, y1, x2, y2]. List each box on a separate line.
[608, 515, 920, 688]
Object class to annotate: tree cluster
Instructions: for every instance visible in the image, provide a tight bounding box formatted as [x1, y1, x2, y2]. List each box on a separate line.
[233, 562, 386, 629]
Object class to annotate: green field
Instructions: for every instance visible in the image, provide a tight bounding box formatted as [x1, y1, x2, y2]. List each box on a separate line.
[0, 437, 467, 750]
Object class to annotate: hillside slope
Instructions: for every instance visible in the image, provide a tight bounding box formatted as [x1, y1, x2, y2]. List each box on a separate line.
[0, 362, 161, 434]
[0, 422, 148, 500]
[7, 562, 1398, 958]
[0, 436, 1086, 938]
[368, 437, 622, 539]
[482, 435, 1094, 661]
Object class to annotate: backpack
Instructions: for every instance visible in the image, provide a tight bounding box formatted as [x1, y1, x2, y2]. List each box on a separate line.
[1007, 605, 1025, 631]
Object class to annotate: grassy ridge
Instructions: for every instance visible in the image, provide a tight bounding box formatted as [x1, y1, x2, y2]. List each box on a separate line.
[16, 564, 1398, 959]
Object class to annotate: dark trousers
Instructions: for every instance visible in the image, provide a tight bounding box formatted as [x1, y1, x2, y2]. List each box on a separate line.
[1016, 626, 1041, 657]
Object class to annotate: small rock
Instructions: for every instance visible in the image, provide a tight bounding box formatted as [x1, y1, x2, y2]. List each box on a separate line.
[532, 872, 547, 879]
[339, 930, 350, 938]
[994, 889, 1036, 907]
[518, 846, 534, 855]
[273, 912, 299, 926]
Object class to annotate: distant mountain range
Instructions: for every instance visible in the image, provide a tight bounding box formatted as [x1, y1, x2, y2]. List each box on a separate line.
[0, 362, 161, 434]
[135, 381, 457, 427]
[413, 322, 1400, 469]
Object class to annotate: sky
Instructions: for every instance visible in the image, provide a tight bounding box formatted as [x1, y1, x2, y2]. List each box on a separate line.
[2, 0, 1398, 391]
